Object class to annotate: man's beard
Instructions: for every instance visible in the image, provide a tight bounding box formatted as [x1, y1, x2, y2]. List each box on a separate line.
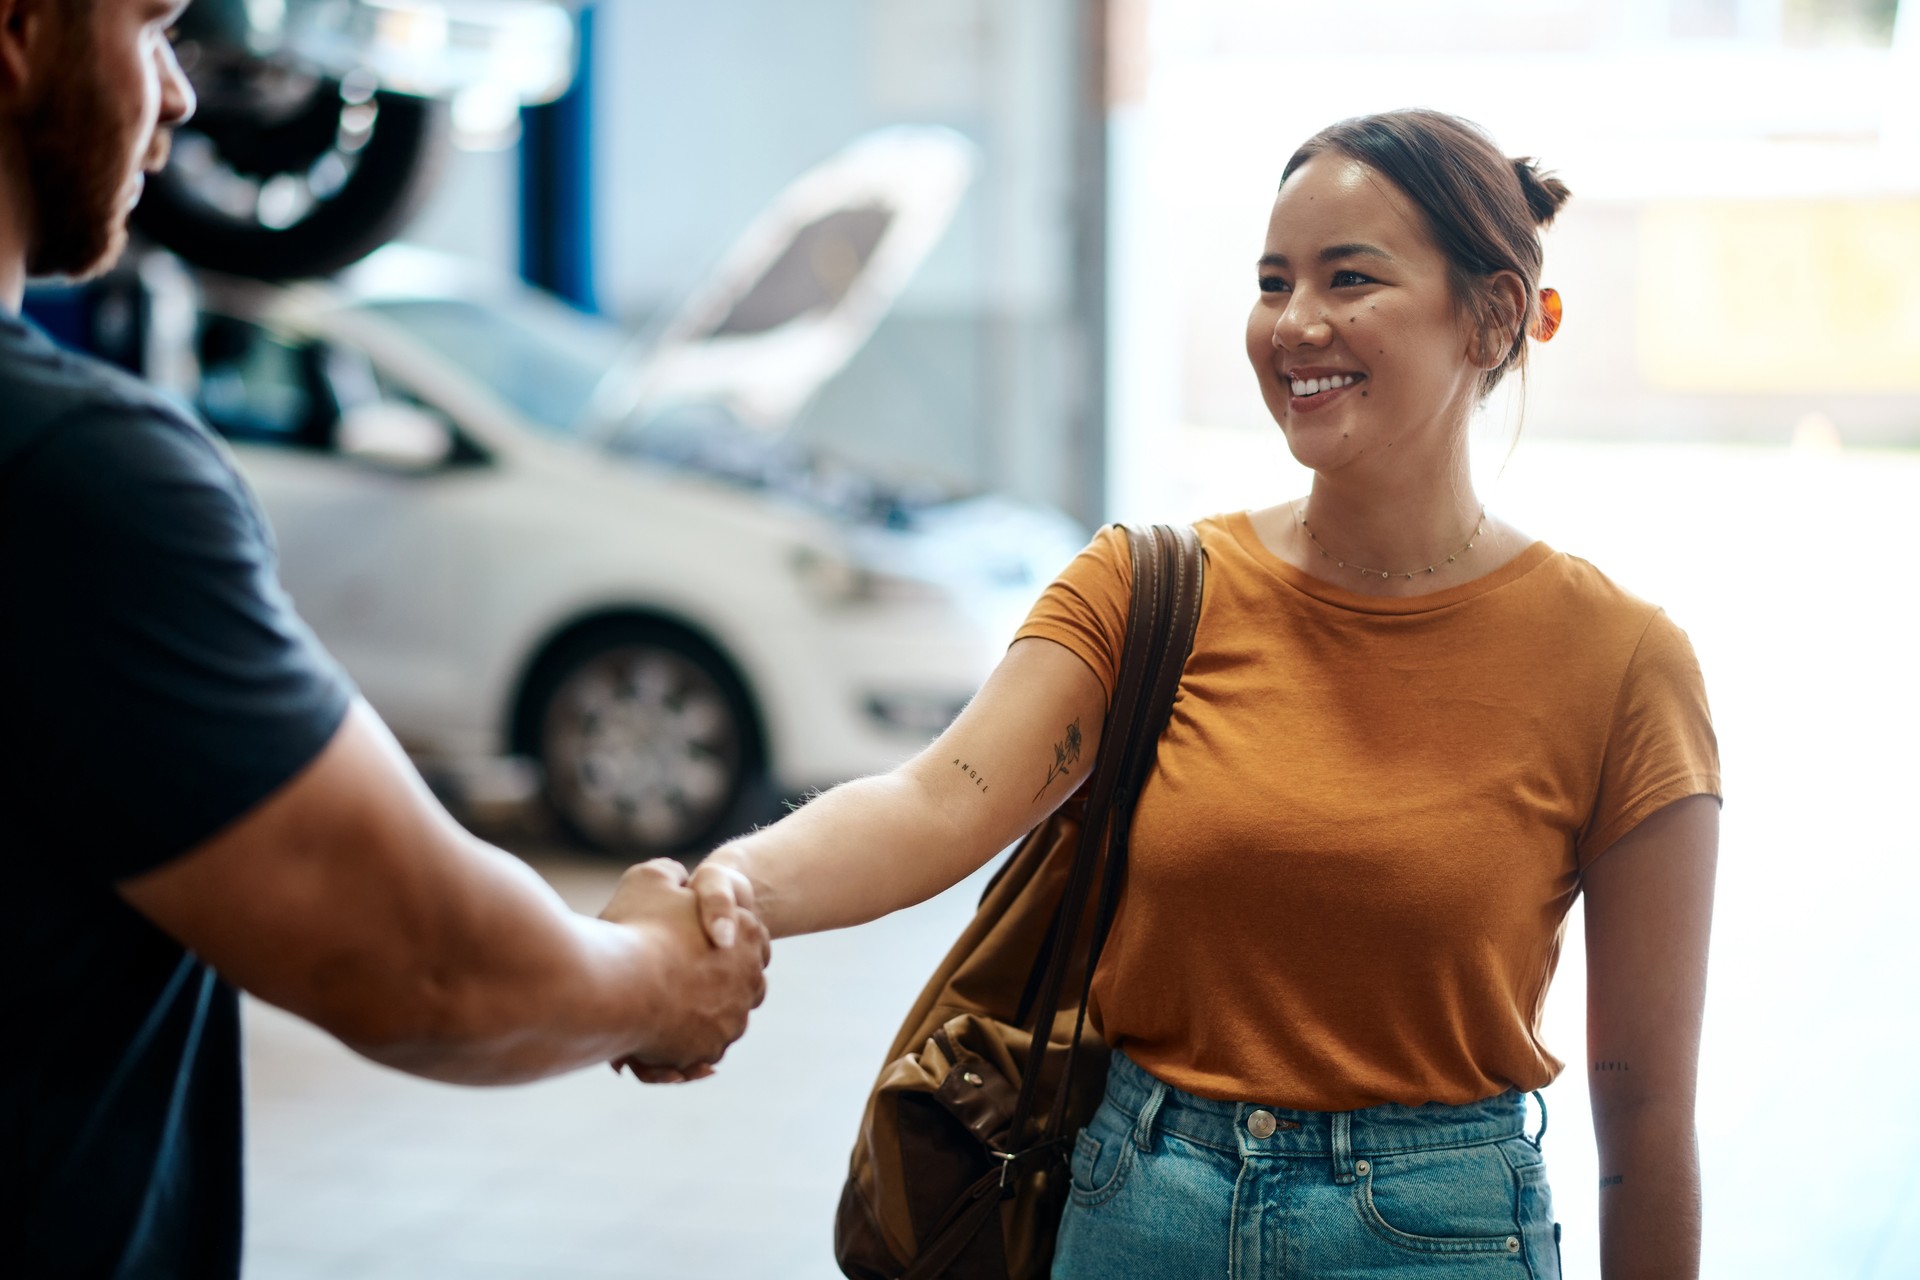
[17, 54, 147, 281]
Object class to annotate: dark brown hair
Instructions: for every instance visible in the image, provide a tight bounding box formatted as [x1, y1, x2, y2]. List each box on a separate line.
[1280, 109, 1571, 397]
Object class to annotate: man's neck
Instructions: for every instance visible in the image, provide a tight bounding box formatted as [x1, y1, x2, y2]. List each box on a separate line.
[0, 159, 27, 314]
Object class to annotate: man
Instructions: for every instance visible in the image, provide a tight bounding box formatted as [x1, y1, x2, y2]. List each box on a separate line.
[0, 2, 770, 1275]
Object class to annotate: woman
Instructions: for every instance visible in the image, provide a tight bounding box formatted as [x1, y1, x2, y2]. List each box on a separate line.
[670, 110, 1721, 1279]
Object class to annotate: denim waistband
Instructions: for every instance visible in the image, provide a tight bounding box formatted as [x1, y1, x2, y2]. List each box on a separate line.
[1098, 1051, 1531, 1180]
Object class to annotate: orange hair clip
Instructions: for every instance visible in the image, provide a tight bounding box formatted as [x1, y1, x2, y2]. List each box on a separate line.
[1530, 287, 1562, 342]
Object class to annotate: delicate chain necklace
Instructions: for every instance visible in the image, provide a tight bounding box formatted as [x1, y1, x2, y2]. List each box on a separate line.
[1294, 500, 1487, 582]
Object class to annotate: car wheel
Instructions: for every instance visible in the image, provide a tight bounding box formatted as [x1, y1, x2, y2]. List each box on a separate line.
[132, 61, 448, 281]
[527, 626, 760, 857]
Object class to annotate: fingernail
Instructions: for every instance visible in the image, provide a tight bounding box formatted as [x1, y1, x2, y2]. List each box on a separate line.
[713, 918, 736, 948]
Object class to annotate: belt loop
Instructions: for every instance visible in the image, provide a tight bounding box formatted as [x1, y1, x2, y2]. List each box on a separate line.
[1330, 1110, 1357, 1184]
[1527, 1089, 1549, 1150]
[1132, 1076, 1169, 1152]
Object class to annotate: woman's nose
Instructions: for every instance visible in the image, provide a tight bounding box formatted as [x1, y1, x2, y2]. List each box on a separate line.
[1271, 301, 1331, 350]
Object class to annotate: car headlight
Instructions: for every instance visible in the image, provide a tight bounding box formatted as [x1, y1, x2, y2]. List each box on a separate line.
[790, 546, 947, 609]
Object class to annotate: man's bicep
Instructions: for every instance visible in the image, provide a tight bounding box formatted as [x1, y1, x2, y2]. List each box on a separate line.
[116, 701, 479, 1044]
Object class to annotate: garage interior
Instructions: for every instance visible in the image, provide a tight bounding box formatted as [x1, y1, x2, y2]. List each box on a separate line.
[22, 0, 1919, 1277]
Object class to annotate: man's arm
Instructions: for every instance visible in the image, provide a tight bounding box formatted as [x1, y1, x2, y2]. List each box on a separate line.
[118, 700, 768, 1085]
[1583, 793, 1720, 1280]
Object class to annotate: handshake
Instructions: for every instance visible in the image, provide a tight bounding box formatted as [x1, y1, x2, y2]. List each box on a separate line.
[594, 855, 772, 1084]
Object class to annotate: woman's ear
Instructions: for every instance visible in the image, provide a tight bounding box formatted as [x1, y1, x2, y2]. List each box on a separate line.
[1473, 271, 1529, 371]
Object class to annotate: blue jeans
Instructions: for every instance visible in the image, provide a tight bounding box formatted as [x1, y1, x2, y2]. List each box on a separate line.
[1052, 1052, 1562, 1279]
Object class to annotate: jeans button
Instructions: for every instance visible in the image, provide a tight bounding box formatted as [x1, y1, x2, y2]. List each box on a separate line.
[1506, 1237, 1521, 1253]
[1354, 1159, 1370, 1175]
[1246, 1109, 1277, 1139]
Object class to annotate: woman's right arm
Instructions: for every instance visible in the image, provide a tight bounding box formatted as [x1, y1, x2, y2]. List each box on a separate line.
[691, 635, 1110, 942]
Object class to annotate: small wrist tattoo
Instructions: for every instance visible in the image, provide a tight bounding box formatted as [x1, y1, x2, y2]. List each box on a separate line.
[1592, 1060, 1631, 1073]
[1599, 1174, 1624, 1189]
[1032, 718, 1084, 802]
[951, 759, 989, 794]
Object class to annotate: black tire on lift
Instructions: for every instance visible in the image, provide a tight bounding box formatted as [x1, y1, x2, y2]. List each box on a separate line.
[132, 88, 448, 282]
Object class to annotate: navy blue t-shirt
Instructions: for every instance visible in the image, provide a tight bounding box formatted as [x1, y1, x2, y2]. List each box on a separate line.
[0, 311, 352, 1278]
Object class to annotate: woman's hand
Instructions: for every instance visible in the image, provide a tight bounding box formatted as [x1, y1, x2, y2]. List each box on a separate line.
[687, 854, 759, 951]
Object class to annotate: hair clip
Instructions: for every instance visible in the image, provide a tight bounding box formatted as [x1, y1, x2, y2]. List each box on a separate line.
[1529, 287, 1562, 342]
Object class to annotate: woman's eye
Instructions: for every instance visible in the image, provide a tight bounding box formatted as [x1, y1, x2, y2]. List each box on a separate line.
[1331, 270, 1373, 287]
[1258, 276, 1290, 294]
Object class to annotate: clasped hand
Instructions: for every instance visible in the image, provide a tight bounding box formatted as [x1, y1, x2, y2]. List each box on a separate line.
[597, 857, 769, 1084]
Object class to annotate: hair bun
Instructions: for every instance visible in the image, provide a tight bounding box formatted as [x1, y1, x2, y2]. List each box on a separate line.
[1511, 157, 1571, 228]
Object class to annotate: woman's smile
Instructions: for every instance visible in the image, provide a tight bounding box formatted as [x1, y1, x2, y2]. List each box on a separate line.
[1285, 366, 1367, 414]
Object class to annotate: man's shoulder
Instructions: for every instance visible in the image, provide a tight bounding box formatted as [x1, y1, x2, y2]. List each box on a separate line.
[0, 314, 210, 472]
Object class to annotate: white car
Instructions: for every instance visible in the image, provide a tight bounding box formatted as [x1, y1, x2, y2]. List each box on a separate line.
[187, 129, 1086, 854]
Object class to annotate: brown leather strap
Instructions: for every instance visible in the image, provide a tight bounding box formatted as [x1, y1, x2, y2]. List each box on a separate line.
[905, 523, 1204, 1279]
[898, 1168, 1003, 1280]
[1008, 524, 1203, 1163]
[996, 525, 1173, 1143]
[1045, 523, 1203, 1147]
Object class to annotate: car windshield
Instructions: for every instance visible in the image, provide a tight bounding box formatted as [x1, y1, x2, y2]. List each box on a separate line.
[360, 295, 626, 434]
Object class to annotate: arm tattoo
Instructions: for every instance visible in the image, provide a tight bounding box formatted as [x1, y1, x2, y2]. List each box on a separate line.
[1592, 1060, 1631, 1073]
[1599, 1174, 1624, 1189]
[952, 758, 989, 794]
[1032, 718, 1084, 802]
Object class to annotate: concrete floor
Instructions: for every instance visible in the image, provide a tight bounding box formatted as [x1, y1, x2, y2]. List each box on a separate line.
[240, 842, 989, 1280]
[241, 440, 1920, 1279]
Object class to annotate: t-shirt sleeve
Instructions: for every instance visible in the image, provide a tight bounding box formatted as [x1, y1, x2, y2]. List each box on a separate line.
[1011, 523, 1133, 698]
[0, 406, 353, 881]
[1576, 609, 1722, 869]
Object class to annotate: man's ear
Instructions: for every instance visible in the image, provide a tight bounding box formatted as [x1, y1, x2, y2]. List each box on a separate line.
[0, 0, 58, 103]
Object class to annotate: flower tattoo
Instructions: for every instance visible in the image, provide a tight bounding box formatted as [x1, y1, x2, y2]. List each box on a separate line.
[1033, 718, 1083, 801]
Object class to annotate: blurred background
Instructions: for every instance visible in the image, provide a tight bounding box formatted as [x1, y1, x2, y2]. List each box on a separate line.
[28, 0, 1919, 1276]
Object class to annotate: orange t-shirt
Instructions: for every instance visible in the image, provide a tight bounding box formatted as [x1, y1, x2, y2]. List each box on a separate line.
[1014, 514, 1721, 1111]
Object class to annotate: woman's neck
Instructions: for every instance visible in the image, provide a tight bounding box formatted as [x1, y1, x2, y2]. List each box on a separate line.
[1245, 464, 1535, 599]
[1299, 477, 1485, 576]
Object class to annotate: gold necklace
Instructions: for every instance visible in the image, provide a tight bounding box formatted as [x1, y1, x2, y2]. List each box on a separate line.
[1294, 500, 1487, 582]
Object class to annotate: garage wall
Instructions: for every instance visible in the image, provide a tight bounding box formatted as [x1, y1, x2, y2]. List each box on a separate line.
[403, 147, 522, 279]
[398, 1, 1099, 519]
[590, 0, 1092, 514]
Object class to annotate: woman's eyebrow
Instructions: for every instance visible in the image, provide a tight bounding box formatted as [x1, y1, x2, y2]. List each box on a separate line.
[1258, 244, 1393, 269]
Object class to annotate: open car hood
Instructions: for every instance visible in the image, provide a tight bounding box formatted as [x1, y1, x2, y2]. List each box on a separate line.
[581, 126, 976, 439]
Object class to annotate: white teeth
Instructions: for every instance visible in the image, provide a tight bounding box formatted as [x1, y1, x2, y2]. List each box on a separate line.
[1290, 373, 1358, 397]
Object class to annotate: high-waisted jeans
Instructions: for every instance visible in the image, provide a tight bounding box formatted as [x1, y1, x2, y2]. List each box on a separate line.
[1052, 1051, 1562, 1280]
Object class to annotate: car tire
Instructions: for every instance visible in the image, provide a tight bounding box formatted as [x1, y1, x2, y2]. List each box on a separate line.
[521, 624, 764, 858]
[132, 83, 448, 281]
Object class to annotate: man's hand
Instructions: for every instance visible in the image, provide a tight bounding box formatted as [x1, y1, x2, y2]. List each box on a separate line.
[599, 859, 770, 1083]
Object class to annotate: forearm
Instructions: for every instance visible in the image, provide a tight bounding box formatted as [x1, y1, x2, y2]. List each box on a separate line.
[707, 767, 1002, 938]
[1593, 1101, 1702, 1280]
[322, 836, 668, 1085]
